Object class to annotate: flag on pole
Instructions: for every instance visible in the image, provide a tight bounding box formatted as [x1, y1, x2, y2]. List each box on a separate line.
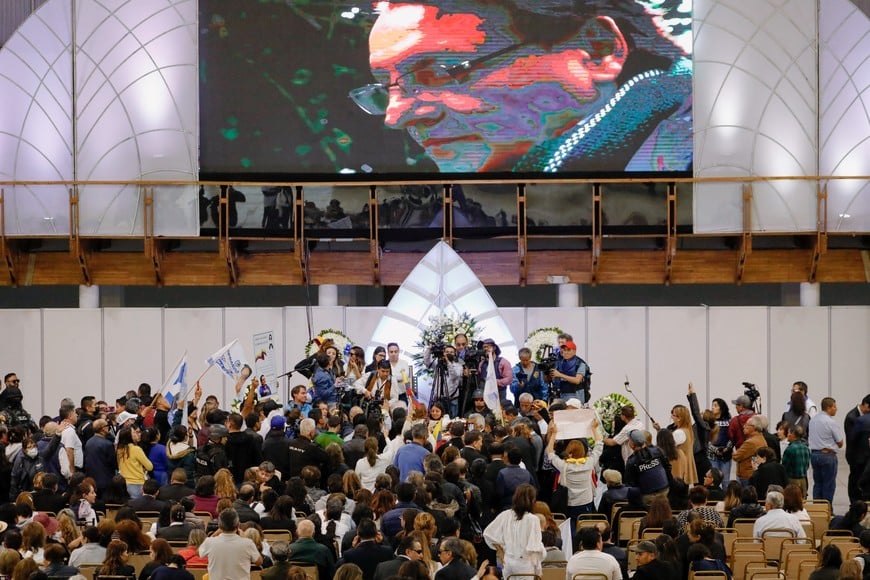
[205, 339, 248, 380]
[484, 352, 502, 421]
[162, 352, 188, 410]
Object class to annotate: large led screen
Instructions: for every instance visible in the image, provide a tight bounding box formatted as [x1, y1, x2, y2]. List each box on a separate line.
[199, 1, 693, 179]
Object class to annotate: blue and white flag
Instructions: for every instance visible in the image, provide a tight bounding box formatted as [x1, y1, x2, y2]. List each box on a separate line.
[162, 352, 188, 409]
[484, 352, 502, 421]
[205, 339, 248, 380]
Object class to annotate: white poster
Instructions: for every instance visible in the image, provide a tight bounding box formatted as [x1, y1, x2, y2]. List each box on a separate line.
[553, 408, 597, 440]
[253, 330, 278, 400]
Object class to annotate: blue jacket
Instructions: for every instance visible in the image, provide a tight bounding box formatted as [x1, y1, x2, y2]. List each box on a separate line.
[393, 442, 429, 482]
[553, 355, 587, 396]
[312, 367, 337, 404]
[381, 501, 419, 538]
[510, 362, 547, 401]
[495, 465, 535, 509]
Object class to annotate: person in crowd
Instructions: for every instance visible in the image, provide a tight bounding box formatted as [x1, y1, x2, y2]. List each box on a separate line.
[137, 538, 173, 580]
[510, 348, 547, 402]
[749, 446, 788, 496]
[69, 525, 106, 567]
[624, 430, 671, 507]
[197, 508, 262, 580]
[687, 543, 732, 579]
[702, 468, 725, 501]
[288, 518, 335, 580]
[731, 415, 768, 486]
[69, 482, 99, 527]
[483, 484, 546, 578]
[844, 395, 870, 503]
[565, 526, 622, 580]
[830, 500, 869, 538]
[632, 539, 679, 580]
[676, 486, 724, 528]
[99, 539, 136, 578]
[726, 486, 765, 527]
[808, 397, 845, 504]
[149, 554, 195, 580]
[752, 490, 806, 538]
[116, 427, 153, 499]
[809, 544, 843, 580]
[177, 529, 208, 568]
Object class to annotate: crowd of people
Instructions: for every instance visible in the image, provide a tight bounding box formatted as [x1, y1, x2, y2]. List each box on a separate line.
[0, 339, 867, 580]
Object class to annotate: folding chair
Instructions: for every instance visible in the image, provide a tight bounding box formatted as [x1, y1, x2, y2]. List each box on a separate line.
[262, 529, 292, 542]
[288, 563, 319, 580]
[77, 564, 100, 580]
[135, 510, 161, 530]
[732, 518, 757, 538]
[828, 537, 860, 560]
[796, 561, 816, 580]
[193, 511, 213, 528]
[127, 551, 151, 573]
[187, 569, 208, 580]
[616, 511, 646, 546]
[689, 572, 729, 580]
[716, 528, 738, 562]
[506, 575, 542, 580]
[760, 528, 795, 563]
[571, 575, 609, 580]
[610, 502, 628, 523]
[541, 565, 567, 580]
[819, 529, 854, 549]
[777, 537, 813, 563]
[640, 526, 662, 540]
[731, 548, 765, 580]
[576, 513, 608, 533]
[782, 549, 817, 578]
[743, 561, 779, 579]
[746, 571, 785, 580]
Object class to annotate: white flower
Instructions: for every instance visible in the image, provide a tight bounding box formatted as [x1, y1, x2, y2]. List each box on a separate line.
[524, 327, 564, 363]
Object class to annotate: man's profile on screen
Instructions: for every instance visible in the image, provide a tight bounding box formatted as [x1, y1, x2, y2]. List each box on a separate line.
[349, 0, 692, 174]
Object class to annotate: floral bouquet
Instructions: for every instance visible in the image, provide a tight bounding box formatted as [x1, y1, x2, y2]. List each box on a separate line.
[592, 392, 632, 437]
[524, 326, 564, 362]
[305, 329, 354, 359]
[412, 312, 479, 376]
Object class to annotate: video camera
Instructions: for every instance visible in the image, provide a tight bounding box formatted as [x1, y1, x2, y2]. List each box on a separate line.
[538, 345, 559, 374]
[463, 342, 484, 369]
[742, 381, 761, 412]
[430, 341, 446, 359]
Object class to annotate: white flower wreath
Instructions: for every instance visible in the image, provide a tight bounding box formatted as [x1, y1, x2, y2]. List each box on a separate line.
[305, 329, 354, 359]
[524, 326, 564, 363]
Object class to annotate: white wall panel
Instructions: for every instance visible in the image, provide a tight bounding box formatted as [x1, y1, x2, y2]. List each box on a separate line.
[0, 310, 43, 415]
[694, 0, 819, 233]
[587, 308, 647, 423]
[345, 307, 385, 355]
[43, 309, 102, 415]
[283, 308, 318, 390]
[163, 309, 224, 406]
[770, 307, 830, 411]
[708, 307, 768, 413]
[830, 307, 870, 409]
[103, 308, 162, 397]
[648, 308, 708, 424]
[526, 307, 587, 356]
[499, 307, 526, 354]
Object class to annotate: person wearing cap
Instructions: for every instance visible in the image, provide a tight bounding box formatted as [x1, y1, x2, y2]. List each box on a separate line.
[195, 424, 228, 478]
[510, 347, 547, 403]
[727, 394, 757, 450]
[262, 540, 293, 580]
[116, 410, 139, 430]
[598, 469, 630, 521]
[565, 527, 622, 580]
[624, 429, 672, 507]
[477, 339, 514, 404]
[630, 540, 674, 580]
[83, 418, 117, 497]
[262, 415, 292, 481]
[549, 340, 590, 404]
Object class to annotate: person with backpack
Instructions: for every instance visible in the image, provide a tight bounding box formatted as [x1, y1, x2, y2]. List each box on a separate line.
[195, 425, 229, 477]
[549, 341, 592, 404]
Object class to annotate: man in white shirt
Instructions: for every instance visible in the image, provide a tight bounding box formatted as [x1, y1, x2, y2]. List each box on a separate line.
[387, 342, 411, 397]
[785, 381, 818, 418]
[753, 490, 806, 539]
[58, 403, 83, 471]
[199, 508, 262, 580]
[604, 405, 645, 463]
[566, 527, 622, 580]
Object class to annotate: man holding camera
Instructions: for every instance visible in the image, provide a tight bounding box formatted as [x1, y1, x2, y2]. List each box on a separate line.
[424, 344, 465, 418]
[549, 341, 590, 403]
[510, 348, 547, 402]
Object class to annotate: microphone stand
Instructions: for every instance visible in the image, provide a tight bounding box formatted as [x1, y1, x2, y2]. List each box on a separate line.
[623, 376, 656, 425]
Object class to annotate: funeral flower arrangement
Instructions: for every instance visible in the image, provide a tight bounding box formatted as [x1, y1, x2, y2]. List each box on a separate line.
[592, 392, 633, 437]
[524, 326, 564, 363]
[412, 312, 479, 376]
[305, 329, 354, 359]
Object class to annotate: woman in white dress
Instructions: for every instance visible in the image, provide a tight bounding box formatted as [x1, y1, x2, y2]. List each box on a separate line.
[483, 483, 547, 578]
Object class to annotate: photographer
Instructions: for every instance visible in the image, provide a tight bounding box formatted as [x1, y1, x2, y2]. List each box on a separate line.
[352, 360, 398, 418]
[549, 341, 590, 403]
[510, 348, 548, 402]
[424, 344, 465, 419]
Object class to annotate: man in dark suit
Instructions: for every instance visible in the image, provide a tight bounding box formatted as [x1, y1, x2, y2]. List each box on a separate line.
[31, 474, 67, 515]
[336, 518, 394, 579]
[845, 395, 870, 503]
[126, 479, 167, 513]
[373, 535, 424, 580]
[343, 424, 368, 469]
[232, 484, 261, 523]
[157, 468, 193, 502]
[380, 483, 420, 540]
[434, 537, 477, 580]
[155, 505, 194, 541]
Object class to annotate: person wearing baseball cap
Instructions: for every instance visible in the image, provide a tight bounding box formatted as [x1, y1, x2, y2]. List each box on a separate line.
[550, 340, 592, 404]
[195, 424, 229, 477]
[630, 539, 675, 579]
[727, 394, 757, 451]
[624, 429, 671, 507]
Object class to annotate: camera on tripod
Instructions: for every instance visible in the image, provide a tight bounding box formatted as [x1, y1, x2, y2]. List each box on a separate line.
[742, 381, 760, 403]
[430, 341, 446, 360]
[463, 342, 484, 369]
[538, 346, 559, 374]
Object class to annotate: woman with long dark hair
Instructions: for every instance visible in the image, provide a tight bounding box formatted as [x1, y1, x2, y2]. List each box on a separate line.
[116, 427, 153, 499]
[709, 398, 733, 487]
[483, 483, 546, 578]
[782, 392, 810, 439]
[99, 539, 135, 578]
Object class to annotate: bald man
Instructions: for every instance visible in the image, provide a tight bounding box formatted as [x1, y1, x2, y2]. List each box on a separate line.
[288, 519, 335, 579]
